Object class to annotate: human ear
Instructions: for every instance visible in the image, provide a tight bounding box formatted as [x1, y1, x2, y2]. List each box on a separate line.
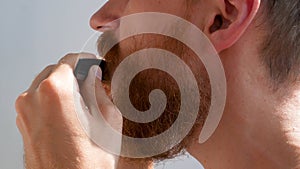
[206, 0, 261, 52]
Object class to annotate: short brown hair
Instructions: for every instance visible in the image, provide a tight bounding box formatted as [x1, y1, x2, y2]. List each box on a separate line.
[261, 0, 300, 86]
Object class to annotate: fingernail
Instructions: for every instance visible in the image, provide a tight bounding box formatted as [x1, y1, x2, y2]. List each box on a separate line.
[92, 66, 102, 80]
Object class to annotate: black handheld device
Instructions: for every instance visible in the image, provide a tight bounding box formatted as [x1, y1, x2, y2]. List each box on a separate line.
[74, 58, 107, 81]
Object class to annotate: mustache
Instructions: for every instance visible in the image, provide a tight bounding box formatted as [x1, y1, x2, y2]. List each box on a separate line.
[96, 30, 121, 82]
[97, 30, 119, 60]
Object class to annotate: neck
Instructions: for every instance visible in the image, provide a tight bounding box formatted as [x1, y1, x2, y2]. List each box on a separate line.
[188, 54, 300, 168]
[190, 103, 300, 169]
[116, 157, 153, 169]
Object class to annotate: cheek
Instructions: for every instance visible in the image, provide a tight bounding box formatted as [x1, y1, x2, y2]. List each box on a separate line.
[123, 0, 189, 17]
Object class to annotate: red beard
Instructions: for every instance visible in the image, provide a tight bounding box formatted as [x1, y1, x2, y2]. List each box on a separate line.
[98, 32, 211, 161]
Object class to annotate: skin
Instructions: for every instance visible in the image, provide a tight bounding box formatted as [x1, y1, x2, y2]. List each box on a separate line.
[16, 0, 300, 169]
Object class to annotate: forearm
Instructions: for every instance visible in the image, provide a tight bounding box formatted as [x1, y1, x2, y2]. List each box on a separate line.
[23, 138, 116, 169]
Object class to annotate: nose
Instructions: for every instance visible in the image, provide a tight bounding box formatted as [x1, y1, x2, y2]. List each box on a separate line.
[90, 0, 127, 32]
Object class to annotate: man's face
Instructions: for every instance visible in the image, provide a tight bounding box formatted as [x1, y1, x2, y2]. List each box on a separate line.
[93, 0, 212, 160]
[88, 0, 296, 168]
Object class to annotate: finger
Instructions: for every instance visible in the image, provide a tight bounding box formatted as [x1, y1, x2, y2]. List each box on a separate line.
[43, 63, 76, 96]
[16, 114, 29, 140]
[27, 53, 96, 92]
[36, 53, 98, 94]
[15, 93, 33, 140]
[55, 53, 97, 91]
[81, 65, 123, 126]
[27, 65, 55, 92]
[58, 53, 97, 70]
[76, 65, 122, 156]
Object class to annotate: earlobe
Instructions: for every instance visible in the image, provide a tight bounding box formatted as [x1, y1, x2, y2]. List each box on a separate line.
[208, 0, 261, 52]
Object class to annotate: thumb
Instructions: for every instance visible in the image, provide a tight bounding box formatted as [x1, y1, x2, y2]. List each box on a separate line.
[76, 65, 123, 157]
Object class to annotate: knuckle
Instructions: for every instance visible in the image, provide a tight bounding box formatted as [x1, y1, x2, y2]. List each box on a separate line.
[59, 53, 79, 64]
[15, 101, 31, 134]
[44, 64, 56, 71]
[15, 92, 32, 114]
[38, 77, 61, 98]
[38, 75, 72, 103]
[16, 113, 32, 138]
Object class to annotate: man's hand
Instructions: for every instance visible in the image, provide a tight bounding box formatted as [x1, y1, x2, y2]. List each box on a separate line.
[15, 53, 120, 169]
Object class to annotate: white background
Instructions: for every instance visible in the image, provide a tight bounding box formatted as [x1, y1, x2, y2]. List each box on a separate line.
[0, 0, 204, 168]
